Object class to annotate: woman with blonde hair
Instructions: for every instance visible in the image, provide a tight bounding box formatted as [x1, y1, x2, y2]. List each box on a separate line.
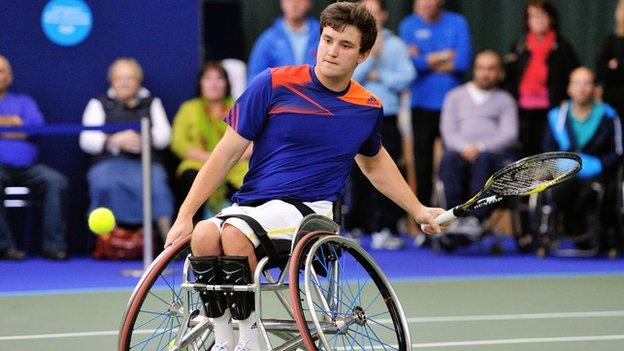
[596, 0, 624, 116]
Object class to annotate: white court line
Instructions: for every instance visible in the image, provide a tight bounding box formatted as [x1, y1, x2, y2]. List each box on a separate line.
[409, 335, 624, 348]
[2, 310, 624, 342]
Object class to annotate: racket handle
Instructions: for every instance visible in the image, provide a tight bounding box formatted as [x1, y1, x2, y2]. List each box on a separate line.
[419, 208, 457, 233]
[434, 208, 457, 225]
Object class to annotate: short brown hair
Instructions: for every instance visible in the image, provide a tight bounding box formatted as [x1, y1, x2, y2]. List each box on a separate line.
[320, 2, 377, 53]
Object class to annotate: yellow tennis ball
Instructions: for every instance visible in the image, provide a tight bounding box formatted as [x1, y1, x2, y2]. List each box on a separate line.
[88, 207, 116, 235]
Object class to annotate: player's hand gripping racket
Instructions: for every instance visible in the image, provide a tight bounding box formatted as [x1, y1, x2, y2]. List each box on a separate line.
[426, 151, 582, 229]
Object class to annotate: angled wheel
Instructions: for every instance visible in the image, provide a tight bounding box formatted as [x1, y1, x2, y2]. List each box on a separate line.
[118, 236, 214, 350]
[290, 232, 411, 350]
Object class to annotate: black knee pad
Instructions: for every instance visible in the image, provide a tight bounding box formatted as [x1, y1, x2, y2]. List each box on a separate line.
[189, 255, 226, 318]
[220, 256, 254, 320]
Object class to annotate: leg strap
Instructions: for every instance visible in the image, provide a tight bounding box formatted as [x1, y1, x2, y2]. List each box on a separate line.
[220, 256, 254, 320]
[217, 214, 280, 264]
[189, 255, 226, 318]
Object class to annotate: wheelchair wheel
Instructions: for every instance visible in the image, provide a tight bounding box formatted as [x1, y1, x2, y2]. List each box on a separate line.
[289, 232, 411, 350]
[118, 236, 214, 350]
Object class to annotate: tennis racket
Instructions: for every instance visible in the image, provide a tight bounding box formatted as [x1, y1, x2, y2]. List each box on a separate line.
[430, 151, 582, 226]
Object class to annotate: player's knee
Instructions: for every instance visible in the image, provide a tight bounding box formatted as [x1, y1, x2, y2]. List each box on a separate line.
[220, 225, 252, 253]
[191, 220, 221, 256]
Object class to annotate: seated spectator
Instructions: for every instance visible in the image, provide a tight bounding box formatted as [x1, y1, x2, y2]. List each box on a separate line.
[171, 62, 249, 224]
[543, 67, 623, 249]
[347, 0, 416, 250]
[439, 50, 518, 233]
[79, 58, 173, 240]
[247, 0, 319, 82]
[0, 55, 68, 260]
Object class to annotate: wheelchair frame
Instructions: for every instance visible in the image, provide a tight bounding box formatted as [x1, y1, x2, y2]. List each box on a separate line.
[118, 214, 412, 351]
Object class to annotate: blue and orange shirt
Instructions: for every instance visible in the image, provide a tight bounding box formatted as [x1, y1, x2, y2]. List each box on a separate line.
[224, 65, 383, 204]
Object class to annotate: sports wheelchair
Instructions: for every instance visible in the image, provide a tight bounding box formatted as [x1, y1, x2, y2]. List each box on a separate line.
[118, 214, 412, 350]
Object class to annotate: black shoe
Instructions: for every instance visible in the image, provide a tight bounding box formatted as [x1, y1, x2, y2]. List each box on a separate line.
[0, 247, 26, 260]
[43, 250, 68, 260]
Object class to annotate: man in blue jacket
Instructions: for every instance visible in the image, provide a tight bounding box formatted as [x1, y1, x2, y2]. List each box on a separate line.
[399, 0, 472, 209]
[544, 67, 623, 251]
[247, 0, 320, 82]
[349, 0, 416, 250]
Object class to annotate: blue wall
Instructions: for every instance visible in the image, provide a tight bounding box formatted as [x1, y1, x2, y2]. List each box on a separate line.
[0, 0, 200, 253]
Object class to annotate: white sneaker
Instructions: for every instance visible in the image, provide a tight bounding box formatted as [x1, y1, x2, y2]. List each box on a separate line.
[233, 339, 255, 351]
[211, 341, 231, 351]
[371, 229, 405, 250]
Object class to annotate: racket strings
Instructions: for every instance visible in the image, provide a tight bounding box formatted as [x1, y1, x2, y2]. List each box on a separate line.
[490, 157, 580, 196]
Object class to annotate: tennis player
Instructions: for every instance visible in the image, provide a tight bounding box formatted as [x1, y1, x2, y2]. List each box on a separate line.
[165, 2, 445, 350]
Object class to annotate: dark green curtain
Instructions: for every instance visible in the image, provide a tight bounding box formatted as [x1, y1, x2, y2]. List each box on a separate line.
[237, 0, 619, 67]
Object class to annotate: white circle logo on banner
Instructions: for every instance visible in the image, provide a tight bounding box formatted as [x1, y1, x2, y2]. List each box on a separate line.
[41, 0, 93, 47]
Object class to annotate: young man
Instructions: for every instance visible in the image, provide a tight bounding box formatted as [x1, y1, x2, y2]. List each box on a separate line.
[166, 3, 444, 350]
[247, 0, 319, 82]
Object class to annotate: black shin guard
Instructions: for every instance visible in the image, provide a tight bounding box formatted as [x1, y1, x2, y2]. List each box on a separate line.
[220, 256, 254, 320]
[189, 255, 226, 318]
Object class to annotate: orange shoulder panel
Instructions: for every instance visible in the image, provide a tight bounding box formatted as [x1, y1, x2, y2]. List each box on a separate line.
[338, 80, 382, 108]
[270, 65, 312, 88]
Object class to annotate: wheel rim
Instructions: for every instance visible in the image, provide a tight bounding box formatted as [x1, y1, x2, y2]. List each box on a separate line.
[119, 238, 215, 350]
[302, 236, 410, 351]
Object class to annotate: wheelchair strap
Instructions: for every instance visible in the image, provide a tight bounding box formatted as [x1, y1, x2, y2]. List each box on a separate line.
[216, 214, 280, 263]
[279, 197, 315, 216]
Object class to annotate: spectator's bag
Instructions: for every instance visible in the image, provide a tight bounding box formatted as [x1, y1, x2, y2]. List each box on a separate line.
[93, 227, 143, 260]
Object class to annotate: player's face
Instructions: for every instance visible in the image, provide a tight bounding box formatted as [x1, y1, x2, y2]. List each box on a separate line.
[316, 25, 369, 80]
[281, 0, 311, 22]
[200, 68, 228, 103]
[0, 58, 13, 93]
[473, 53, 503, 90]
[568, 69, 595, 105]
[110, 62, 141, 102]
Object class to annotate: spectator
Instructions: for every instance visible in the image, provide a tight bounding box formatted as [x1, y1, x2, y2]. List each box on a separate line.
[596, 0, 624, 117]
[504, 0, 579, 158]
[79, 58, 174, 240]
[247, 0, 319, 82]
[0, 55, 68, 260]
[439, 50, 518, 233]
[348, 0, 416, 250]
[399, 0, 472, 207]
[543, 67, 623, 250]
[171, 62, 249, 224]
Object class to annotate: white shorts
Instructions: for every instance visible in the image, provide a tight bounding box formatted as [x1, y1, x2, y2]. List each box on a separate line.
[207, 199, 334, 248]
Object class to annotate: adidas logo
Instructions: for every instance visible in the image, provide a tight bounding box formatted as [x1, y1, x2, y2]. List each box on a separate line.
[367, 96, 379, 106]
[251, 322, 258, 329]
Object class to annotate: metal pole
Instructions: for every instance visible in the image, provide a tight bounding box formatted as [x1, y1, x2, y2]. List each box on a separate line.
[141, 117, 153, 269]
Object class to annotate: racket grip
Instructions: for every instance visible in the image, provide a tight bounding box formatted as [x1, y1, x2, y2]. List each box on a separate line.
[434, 209, 457, 225]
